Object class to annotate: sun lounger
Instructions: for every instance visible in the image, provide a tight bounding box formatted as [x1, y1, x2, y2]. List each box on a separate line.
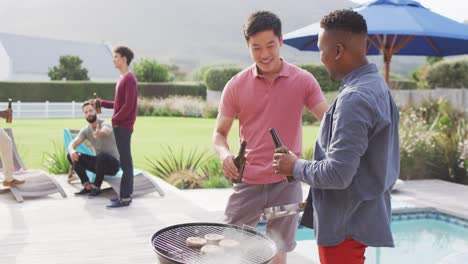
[0, 128, 67, 202]
[63, 128, 164, 197]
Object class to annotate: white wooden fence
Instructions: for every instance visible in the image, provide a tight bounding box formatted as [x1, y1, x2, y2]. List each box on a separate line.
[0, 101, 114, 119]
[0, 88, 466, 119]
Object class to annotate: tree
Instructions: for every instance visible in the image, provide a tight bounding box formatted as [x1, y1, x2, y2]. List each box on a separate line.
[48, 55, 89, 81]
[133, 58, 169, 82]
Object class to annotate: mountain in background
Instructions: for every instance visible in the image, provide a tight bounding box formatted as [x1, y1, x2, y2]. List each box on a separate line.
[0, 0, 423, 76]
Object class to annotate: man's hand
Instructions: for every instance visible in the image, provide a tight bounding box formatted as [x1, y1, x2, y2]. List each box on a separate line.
[0, 109, 11, 119]
[88, 98, 101, 105]
[70, 151, 80, 162]
[272, 150, 298, 176]
[221, 154, 239, 180]
[92, 126, 102, 138]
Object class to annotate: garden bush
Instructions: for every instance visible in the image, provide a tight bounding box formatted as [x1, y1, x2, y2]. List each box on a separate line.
[426, 60, 468, 89]
[399, 99, 467, 183]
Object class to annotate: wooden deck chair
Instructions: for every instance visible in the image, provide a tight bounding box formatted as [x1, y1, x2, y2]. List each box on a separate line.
[0, 128, 67, 202]
[63, 128, 164, 197]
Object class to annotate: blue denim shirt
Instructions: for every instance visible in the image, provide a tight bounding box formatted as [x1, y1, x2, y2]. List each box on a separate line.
[294, 63, 400, 247]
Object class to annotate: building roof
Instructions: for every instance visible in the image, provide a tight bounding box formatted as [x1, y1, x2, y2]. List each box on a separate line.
[0, 32, 118, 80]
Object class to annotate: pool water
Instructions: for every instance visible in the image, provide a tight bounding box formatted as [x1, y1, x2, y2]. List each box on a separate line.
[366, 218, 468, 264]
[257, 212, 468, 264]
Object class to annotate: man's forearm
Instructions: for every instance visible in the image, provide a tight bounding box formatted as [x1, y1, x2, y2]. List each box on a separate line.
[213, 133, 232, 160]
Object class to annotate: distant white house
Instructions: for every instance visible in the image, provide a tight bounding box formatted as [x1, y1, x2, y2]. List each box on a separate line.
[0, 32, 119, 81]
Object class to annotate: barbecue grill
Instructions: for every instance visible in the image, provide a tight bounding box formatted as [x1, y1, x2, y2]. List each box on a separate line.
[151, 222, 277, 264]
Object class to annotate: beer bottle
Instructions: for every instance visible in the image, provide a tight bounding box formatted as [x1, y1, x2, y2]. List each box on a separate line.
[94, 93, 101, 114]
[6, 98, 12, 123]
[232, 141, 247, 184]
[269, 128, 295, 182]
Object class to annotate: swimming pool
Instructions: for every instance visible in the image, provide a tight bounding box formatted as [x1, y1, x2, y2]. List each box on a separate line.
[258, 210, 468, 264]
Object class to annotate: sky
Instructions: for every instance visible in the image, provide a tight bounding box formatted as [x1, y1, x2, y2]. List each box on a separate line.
[353, 0, 468, 22]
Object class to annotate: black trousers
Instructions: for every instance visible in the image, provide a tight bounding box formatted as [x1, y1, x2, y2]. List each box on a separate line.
[67, 152, 120, 188]
[113, 126, 134, 199]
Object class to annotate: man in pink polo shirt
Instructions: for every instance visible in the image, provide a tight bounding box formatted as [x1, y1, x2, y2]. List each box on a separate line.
[213, 10, 328, 264]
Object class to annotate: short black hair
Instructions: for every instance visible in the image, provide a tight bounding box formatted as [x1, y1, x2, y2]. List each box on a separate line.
[114, 46, 134, 65]
[82, 101, 94, 110]
[243, 10, 282, 41]
[320, 9, 367, 35]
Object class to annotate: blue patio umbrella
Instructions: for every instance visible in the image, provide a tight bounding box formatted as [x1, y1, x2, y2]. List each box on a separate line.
[283, 0, 468, 84]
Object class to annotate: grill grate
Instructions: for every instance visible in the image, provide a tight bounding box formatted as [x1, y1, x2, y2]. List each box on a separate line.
[151, 223, 277, 264]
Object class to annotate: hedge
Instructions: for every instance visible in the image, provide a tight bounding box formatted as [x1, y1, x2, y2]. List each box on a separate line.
[0, 81, 206, 102]
[298, 64, 341, 92]
[205, 67, 242, 91]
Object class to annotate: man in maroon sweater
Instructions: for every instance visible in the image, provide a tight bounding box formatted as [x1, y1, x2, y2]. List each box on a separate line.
[92, 46, 138, 208]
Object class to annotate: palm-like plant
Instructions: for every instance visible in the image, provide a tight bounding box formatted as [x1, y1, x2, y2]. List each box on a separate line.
[146, 145, 209, 189]
[43, 141, 70, 174]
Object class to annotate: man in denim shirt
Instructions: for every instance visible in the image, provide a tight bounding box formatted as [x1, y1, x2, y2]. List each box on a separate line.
[273, 9, 400, 264]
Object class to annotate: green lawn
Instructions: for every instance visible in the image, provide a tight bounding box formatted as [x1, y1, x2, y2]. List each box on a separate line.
[3, 117, 319, 171]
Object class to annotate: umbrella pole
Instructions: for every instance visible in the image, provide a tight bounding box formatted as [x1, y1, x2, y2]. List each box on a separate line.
[385, 60, 390, 85]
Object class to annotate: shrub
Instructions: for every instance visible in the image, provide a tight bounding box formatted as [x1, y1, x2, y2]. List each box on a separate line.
[205, 66, 242, 91]
[202, 102, 219, 118]
[399, 99, 467, 182]
[145, 146, 209, 189]
[133, 58, 169, 82]
[298, 64, 340, 92]
[399, 107, 437, 180]
[389, 80, 417, 90]
[137, 96, 206, 117]
[302, 107, 317, 125]
[201, 157, 232, 188]
[43, 141, 70, 174]
[426, 60, 468, 89]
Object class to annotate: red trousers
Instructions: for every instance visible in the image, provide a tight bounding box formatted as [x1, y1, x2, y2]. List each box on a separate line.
[318, 238, 367, 264]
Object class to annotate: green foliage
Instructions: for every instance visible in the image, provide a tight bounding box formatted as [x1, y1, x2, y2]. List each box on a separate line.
[201, 157, 232, 188]
[0, 81, 206, 102]
[409, 57, 442, 88]
[426, 60, 468, 89]
[389, 80, 418, 90]
[399, 99, 467, 182]
[298, 64, 340, 92]
[302, 107, 317, 125]
[205, 66, 242, 91]
[145, 145, 209, 189]
[302, 146, 314, 161]
[42, 141, 70, 174]
[133, 58, 169, 82]
[426, 56, 443, 65]
[48, 55, 89, 81]
[202, 103, 219, 118]
[166, 64, 187, 81]
[139, 82, 206, 99]
[138, 96, 206, 117]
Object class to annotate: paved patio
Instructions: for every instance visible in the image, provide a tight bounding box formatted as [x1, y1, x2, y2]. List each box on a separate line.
[0, 176, 467, 264]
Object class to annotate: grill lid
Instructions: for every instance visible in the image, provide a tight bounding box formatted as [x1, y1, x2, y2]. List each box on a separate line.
[151, 222, 277, 264]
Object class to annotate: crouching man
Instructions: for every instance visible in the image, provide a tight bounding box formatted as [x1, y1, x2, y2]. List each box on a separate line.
[67, 102, 120, 196]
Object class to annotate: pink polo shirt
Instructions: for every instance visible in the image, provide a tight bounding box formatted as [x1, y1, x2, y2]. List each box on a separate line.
[219, 60, 325, 184]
